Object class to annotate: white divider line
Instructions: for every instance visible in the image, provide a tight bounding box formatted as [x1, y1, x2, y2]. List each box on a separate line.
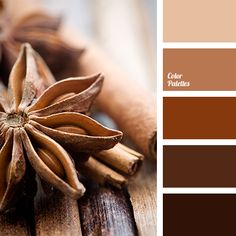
[163, 139, 236, 145]
[163, 188, 236, 194]
[157, 0, 163, 235]
[163, 42, 236, 48]
[163, 91, 236, 97]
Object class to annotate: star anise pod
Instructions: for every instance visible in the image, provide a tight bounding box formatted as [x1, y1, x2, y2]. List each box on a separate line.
[0, 43, 122, 212]
[0, 4, 83, 84]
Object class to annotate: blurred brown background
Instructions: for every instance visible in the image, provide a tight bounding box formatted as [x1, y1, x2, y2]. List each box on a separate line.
[42, 0, 156, 92]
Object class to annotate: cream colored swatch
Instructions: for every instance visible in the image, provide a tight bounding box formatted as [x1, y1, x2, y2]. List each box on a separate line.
[164, 0, 236, 42]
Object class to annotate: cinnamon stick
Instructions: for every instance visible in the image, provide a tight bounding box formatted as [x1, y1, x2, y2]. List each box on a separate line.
[75, 142, 143, 188]
[94, 143, 143, 175]
[61, 27, 157, 159]
[77, 156, 127, 189]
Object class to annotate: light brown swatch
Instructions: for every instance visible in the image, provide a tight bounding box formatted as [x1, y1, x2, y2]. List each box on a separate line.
[164, 0, 236, 42]
[164, 49, 236, 90]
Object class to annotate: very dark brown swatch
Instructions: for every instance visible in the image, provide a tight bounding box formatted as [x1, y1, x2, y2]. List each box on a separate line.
[164, 145, 236, 187]
[164, 194, 236, 236]
[164, 97, 236, 139]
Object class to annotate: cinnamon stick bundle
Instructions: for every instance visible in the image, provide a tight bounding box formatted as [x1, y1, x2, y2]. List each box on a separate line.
[94, 143, 143, 175]
[61, 28, 157, 159]
[76, 143, 143, 189]
[77, 157, 127, 189]
[3, 0, 157, 159]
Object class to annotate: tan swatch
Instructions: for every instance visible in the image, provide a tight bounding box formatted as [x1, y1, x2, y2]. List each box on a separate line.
[164, 49, 236, 90]
[164, 0, 236, 42]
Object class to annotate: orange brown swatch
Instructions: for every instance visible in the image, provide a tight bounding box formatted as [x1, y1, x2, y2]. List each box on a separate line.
[164, 97, 236, 139]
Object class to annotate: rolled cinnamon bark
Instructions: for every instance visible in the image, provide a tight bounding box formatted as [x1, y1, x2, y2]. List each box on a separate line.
[77, 156, 127, 189]
[94, 143, 143, 175]
[61, 27, 157, 159]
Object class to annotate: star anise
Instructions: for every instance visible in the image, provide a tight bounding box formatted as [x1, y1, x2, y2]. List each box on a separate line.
[0, 4, 83, 84]
[0, 43, 122, 212]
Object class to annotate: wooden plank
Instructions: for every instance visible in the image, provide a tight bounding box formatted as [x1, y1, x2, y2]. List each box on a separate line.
[79, 183, 137, 236]
[34, 189, 82, 236]
[128, 160, 157, 236]
[0, 200, 32, 236]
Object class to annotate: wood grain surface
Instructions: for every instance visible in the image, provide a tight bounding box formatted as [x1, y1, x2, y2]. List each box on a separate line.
[129, 160, 157, 236]
[79, 183, 137, 236]
[34, 190, 82, 236]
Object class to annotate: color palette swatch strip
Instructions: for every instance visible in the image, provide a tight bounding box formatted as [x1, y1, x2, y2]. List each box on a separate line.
[162, 1, 236, 235]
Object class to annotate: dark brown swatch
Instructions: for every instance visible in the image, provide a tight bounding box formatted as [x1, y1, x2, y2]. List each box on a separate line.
[164, 194, 236, 236]
[164, 145, 236, 187]
[164, 49, 236, 91]
[164, 97, 236, 139]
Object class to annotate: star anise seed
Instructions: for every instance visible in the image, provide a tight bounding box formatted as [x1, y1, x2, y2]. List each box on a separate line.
[0, 43, 122, 212]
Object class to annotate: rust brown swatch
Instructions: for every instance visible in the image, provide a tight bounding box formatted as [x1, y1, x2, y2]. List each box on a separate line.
[164, 49, 236, 90]
[164, 97, 236, 139]
[164, 194, 236, 236]
[164, 145, 236, 187]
